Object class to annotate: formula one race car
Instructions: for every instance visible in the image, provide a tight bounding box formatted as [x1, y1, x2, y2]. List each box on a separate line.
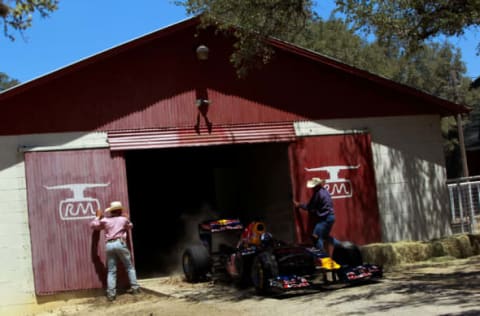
[182, 218, 382, 294]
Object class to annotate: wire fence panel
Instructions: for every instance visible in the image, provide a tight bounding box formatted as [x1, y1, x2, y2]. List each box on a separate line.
[447, 176, 480, 234]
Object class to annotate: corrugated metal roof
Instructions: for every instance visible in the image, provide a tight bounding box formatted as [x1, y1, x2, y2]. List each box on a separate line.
[108, 122, 296, 151]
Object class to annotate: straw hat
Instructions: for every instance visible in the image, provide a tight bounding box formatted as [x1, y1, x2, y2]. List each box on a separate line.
[306, 177, 325, 188]
[105, 201, 124, 213]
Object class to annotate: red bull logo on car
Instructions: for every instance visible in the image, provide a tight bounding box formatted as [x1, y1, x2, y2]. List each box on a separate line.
[305, 165, 360, 199]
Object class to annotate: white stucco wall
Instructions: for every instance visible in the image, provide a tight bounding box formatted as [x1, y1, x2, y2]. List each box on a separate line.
[295, 114, 451, 242]
[0, 132, 107, 314]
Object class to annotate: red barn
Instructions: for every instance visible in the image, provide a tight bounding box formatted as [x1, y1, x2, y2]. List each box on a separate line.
[0, 17, 468, 309]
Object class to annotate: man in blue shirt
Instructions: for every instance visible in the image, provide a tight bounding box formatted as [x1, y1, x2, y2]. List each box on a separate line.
[294, 177, 339, 254]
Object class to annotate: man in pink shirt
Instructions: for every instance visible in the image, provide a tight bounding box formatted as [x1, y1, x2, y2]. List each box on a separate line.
[90, 201, 140, 301]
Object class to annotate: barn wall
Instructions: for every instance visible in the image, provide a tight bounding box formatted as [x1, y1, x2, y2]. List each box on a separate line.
[0, 114, 450, 312]
[0, 139, 33, 312]
[0, 132, 108, 314]
[295, 114, 451, 242]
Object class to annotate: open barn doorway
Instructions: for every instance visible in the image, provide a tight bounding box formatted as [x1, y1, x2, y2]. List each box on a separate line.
[125, 142, 294, 278]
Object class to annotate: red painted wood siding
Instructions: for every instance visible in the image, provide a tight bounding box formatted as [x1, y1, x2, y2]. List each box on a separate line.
[289, 133, 381, 245]
[0, 24, 453, 136]
[24, 149, 130, 294]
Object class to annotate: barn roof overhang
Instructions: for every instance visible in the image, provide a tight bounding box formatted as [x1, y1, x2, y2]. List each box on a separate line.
[267, 38, 471, 117]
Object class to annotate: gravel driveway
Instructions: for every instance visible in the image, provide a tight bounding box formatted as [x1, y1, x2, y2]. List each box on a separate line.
[34, 255, 480, 316]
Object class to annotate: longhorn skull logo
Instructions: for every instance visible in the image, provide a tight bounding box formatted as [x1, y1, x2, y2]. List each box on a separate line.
[305, 165, 360, 199]
[44, 183, 110, 220]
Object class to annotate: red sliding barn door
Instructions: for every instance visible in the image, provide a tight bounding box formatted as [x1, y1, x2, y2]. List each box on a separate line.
[24, 149, 130, 294]
[289, 133, 381, 245]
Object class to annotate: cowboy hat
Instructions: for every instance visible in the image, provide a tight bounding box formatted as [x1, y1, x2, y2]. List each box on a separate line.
[105, 201, 124, 213]
[306, 177, 325, 188]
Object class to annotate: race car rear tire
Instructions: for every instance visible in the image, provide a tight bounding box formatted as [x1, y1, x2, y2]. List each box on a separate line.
[332, 241, 363, 267]
[233, 252, 252, 287]
[251, 252, 279, 295]
[182, 244, 211, 283]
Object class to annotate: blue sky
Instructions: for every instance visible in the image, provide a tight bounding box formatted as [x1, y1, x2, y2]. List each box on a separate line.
[2, 0, 479, 83]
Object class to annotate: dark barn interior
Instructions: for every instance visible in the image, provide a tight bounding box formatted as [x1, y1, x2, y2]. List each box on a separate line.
[125, 142, 294, 278]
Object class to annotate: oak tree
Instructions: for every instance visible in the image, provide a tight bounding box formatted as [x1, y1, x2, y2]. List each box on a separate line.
[176, 0, 315, 77]
[0, 0, 58, 41]
[335, 0, 480, 54]
[0, 72, 19, 91]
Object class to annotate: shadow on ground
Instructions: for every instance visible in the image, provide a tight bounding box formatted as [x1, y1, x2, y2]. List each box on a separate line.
[139, 255, 480, 315]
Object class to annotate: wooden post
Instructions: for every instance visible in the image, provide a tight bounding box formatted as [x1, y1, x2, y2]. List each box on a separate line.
[457, 114, 469, 178]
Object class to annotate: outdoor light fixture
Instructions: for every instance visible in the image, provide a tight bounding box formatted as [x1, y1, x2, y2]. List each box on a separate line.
[196, 44, 209, 60]
[196, 99, 211, 107]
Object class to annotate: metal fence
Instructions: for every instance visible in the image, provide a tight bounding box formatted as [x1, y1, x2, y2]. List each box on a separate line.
[447, 176, 480, 234]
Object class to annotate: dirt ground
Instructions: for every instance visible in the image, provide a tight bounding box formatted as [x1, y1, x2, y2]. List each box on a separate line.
[31, 255, 480, 316]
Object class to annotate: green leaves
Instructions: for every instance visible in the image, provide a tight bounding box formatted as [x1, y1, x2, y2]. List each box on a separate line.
[0, 72, 19, 90]
[335, 0, 480, 54]
[177, 0, 314, 77]
[0, 0, 59, 41]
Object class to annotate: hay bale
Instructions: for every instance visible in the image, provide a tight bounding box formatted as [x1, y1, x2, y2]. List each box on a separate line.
[360, 243, 399, 267]
[467, 234, 480, 255]
[360, 233, 480, 268]
[455, 234, 474, 257]
[361, 241, 433, 267]
[431, 240, 447, 257]
[391, 241, 432, 263]
[432, 234, 474, 258]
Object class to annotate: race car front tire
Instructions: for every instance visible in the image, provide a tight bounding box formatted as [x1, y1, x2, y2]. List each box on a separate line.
[251, 252, 279, 295]
[332, 241, 363, 267]
[182, 244, 211, 282]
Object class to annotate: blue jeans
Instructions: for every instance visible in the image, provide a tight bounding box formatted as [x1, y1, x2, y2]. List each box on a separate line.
[313, 213, 339, 254]
[105, 239, 139, 297]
